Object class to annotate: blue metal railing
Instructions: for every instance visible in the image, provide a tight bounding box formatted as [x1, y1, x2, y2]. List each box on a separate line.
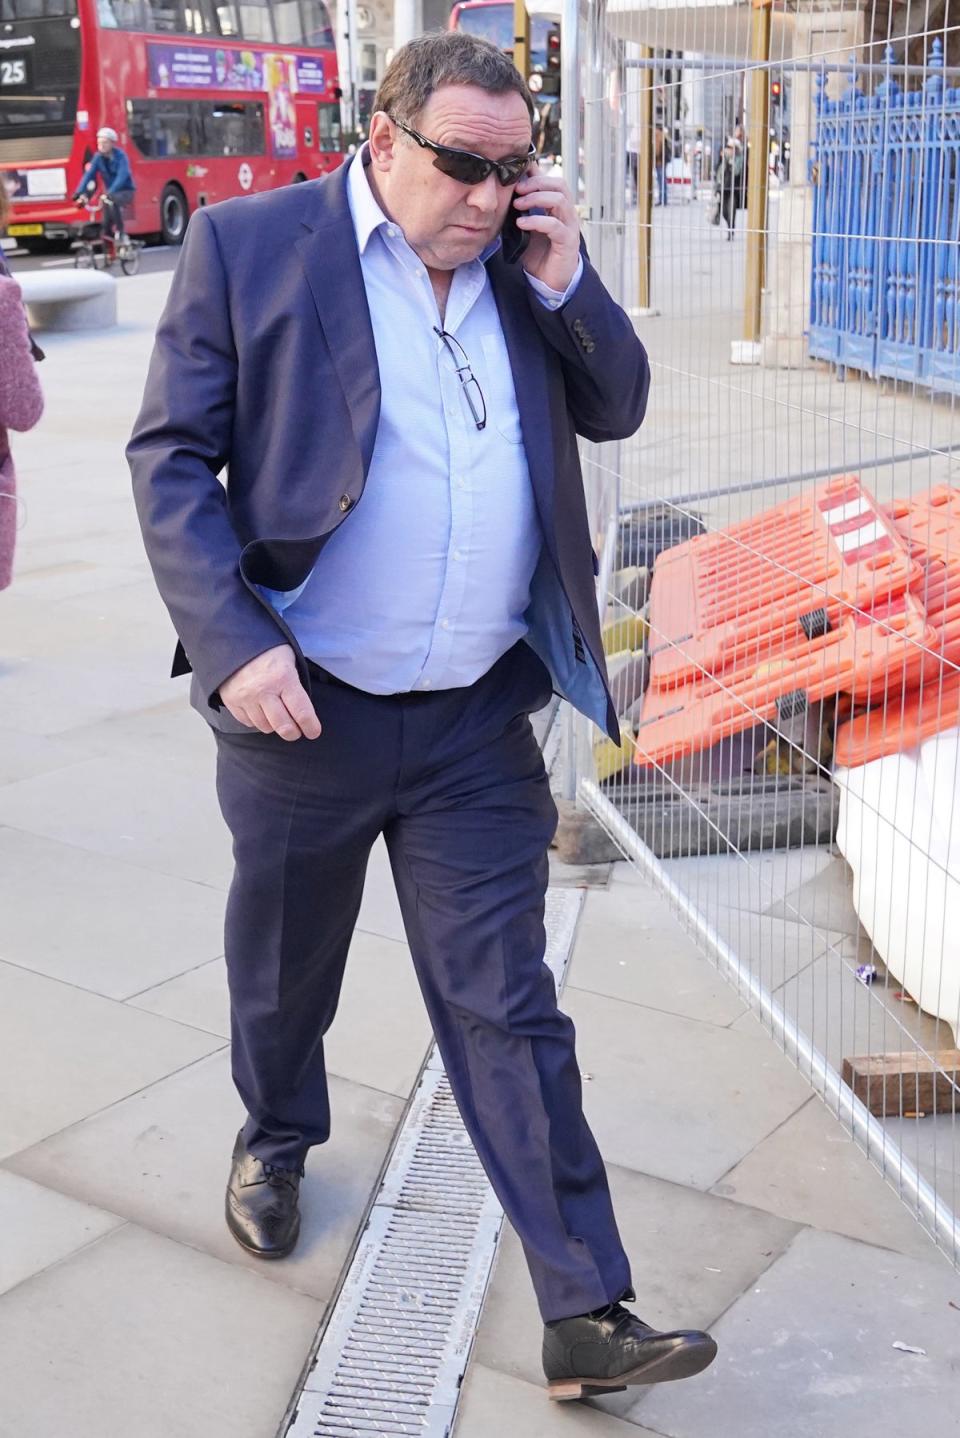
[810, 40, 960, 395]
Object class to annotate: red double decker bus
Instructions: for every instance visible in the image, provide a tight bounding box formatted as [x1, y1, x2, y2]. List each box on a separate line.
[0, 0, 343, 247]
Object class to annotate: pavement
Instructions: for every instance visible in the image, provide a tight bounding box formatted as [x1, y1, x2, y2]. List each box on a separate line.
[1, 247, 958, 1438]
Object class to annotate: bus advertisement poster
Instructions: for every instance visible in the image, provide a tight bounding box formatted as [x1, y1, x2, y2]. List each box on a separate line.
[147, 43, 264, 91]
[265, 53, 296, 158]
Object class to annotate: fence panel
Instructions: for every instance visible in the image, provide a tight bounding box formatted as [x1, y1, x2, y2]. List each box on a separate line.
[570, 0, 960, 1268]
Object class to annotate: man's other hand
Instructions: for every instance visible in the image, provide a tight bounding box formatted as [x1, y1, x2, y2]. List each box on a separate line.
[220, 645, 322, 741]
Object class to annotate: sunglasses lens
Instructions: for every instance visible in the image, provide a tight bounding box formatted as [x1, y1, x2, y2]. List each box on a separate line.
[432, 153, 492, 186]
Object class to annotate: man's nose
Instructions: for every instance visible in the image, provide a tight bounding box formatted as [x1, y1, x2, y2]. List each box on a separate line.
[466, 173, 499, 213]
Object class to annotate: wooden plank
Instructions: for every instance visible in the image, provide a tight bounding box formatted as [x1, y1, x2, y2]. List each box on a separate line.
[842, 1050, 960, 1117]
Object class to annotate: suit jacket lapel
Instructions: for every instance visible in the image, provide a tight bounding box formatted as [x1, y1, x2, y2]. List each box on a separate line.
[295, 161, 381, 477]
[487, 255, 558, 560]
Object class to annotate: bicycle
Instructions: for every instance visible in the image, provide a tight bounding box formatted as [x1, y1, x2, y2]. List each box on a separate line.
[72, 196, 142, 276]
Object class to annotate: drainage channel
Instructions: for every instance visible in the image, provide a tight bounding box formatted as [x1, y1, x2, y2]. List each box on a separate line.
[285, 885, 584, 1438]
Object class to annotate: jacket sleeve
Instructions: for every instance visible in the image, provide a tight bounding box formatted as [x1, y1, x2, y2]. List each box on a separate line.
[524, 247, 650, 444]
[0, 280, 43, 433]
[72, 155, 99, 199]
[127, 208, 285, 703]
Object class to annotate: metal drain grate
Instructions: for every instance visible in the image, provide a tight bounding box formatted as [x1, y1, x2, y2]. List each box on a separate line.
[285, 886, 583, 1438]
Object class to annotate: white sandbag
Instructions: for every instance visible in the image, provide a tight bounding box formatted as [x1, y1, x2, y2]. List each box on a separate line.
[835, 729, 960, 1042]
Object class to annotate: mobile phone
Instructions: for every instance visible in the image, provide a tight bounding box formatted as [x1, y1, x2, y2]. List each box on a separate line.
[502, 200, 546, 265]
[502, 201, 529, 265]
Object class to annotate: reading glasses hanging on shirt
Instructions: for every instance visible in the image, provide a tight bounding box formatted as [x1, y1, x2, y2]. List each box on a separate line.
[433, 327, 487, 432]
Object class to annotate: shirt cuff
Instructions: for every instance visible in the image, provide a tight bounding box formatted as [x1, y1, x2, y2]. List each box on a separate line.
[524, 255, 584, 310]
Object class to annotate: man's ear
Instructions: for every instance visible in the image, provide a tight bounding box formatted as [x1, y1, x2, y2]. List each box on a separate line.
[368, 111, 397, 171]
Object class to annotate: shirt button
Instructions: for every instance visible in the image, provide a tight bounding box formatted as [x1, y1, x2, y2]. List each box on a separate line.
[453, 549, 463, 561]
[440, 618, 449, 630]
[455, 478, 465, 489]
[338, 494, 353, 512]
[421, 678, 432, 689]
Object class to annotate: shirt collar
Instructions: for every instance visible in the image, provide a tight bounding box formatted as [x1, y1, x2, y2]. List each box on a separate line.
[347, 145, 502, 263]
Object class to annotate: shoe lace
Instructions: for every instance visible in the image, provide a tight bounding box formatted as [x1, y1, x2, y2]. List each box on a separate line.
[263, 1161, 301, 1189]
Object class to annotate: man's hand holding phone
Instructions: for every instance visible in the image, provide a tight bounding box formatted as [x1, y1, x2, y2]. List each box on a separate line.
[511, 163, 580, 294]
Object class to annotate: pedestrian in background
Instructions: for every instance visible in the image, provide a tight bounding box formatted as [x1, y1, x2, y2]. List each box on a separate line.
[715, 134, 743, 240]
[129, 30, 718, 1405]
[0, 183, 44, 591]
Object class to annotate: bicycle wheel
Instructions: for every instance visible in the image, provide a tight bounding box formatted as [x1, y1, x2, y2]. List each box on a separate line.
[74, 243, 94, 269]
[92, 244, 108, 271]
[119, 241, 140, 276]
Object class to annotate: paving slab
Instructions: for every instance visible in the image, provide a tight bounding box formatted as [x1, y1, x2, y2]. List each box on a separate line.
[731, 949, 953, 1074]
[472, 1162, 799, 1390]
[0, 959, 223, 1159]
[631, 1227, 960, 1438]
[707, 911, 837, 993]
[130, 928, 433, 1099]
[0, 1170, 122, 1297]
[712, 1096, 942, 1263]
[0, 727, 94, 786]
[0, 1222, 321, 1438]
[660, 849, 836, 918]
[568, 887, 748, 1027]
[564, 986, 811, 1189]
[454, 1364, 654, 1437]
[7, 1048, 403, 1303]
[0, 826, 225, 999]
[763, 852, 864, 937]
[0, 749, 234, 888]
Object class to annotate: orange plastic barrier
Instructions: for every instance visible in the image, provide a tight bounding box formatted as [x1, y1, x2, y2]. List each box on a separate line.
[648, 477, 920, 691]
[834, 672, 960, 767]
[635, 587, 934, 767]
[833, 488, 960, 767]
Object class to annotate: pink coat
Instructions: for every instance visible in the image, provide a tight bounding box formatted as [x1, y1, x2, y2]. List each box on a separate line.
[0, 274, 44, 590]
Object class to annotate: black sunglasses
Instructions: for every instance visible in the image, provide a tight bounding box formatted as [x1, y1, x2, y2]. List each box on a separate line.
[391, 117, 536, 187]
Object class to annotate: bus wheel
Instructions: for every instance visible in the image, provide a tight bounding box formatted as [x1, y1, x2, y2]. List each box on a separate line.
[291, 172, 307, 184]
[160, 184, 189, 246]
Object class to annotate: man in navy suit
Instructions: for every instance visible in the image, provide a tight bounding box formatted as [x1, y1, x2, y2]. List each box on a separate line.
[128, 31, 716, 1401]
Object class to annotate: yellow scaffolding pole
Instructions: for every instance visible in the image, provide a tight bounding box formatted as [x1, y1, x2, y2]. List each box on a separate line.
[512, 0, 531, 81]
[743, 0, 772, 343]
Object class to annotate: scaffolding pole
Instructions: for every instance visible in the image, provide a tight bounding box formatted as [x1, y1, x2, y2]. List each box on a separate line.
[743, 0, 772, 343]
[512, 0, 531, 80]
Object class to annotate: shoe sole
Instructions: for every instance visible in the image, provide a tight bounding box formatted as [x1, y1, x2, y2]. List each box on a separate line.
[225, 1205, 301, 1260]
[548, 1335, 718, 1401]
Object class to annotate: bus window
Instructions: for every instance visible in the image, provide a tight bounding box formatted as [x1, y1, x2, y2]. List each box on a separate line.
[98, 0, 150, 27]
[199, 99, 264, 155]
[214, 0, 239, 32]
[237, 0, 273, 41]
[270, 0, 302, 43]
[145, 0, 184, 31]
[155, 100, 197, 154]
[127, 98, 155, 155]
[182, 0, 213, 32]
[317, 100, 340, 152]
[299, 0, 333, 49]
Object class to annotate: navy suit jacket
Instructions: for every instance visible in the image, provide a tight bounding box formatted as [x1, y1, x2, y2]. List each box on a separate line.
[127, 157, 649, 743]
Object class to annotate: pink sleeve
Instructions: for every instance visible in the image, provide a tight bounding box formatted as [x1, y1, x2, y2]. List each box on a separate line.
[0, 278, 44, 433]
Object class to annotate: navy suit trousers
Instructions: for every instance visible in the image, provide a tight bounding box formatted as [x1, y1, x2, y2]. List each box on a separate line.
[213, 640, 631, 1321]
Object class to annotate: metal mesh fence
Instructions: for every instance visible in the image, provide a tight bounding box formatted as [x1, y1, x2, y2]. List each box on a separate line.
[565, 0, 960, 1264]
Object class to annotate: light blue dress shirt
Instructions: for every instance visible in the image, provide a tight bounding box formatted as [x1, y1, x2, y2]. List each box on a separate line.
[261, 151, 582, 694]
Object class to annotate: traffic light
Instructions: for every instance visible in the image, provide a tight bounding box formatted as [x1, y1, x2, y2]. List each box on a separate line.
[770, 79, 782, 106]
[547, 23, 560, 72]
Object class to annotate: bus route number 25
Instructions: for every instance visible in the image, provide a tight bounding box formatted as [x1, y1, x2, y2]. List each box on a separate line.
[0, 59, 28, 87]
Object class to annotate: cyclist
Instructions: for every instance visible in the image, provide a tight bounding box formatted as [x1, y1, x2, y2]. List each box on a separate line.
[72, 127, 135, 246]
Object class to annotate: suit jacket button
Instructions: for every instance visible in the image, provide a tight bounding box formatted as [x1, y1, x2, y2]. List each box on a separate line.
[339, 494, 353, 512]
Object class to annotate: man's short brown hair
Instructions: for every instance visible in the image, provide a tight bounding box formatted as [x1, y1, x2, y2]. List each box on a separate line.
[373, 31, 534, 127]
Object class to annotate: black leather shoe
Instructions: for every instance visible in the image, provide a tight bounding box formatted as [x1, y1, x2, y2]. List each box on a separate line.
[225, 1131, 303, 1259]
[543, 1297, 718, 1401]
